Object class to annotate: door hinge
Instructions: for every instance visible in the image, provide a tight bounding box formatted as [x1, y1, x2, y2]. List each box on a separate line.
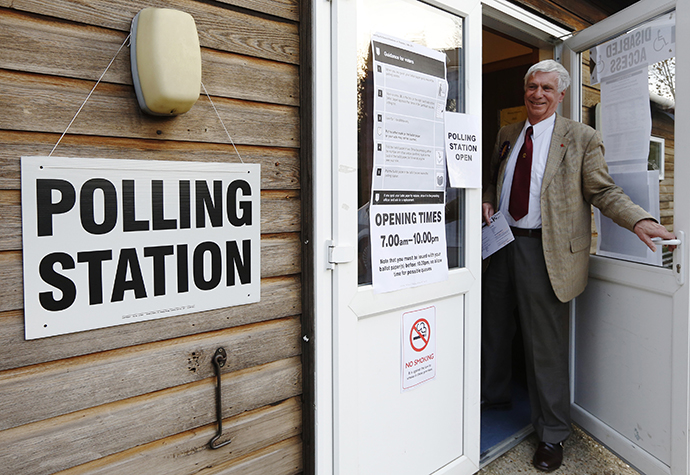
[327, 240, 354, 270]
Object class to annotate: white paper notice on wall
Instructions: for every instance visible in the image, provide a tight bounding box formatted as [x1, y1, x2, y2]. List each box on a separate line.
[21, 156, 261, 339]
[444, 111, 482, 188]
[401, 306, 436, 391]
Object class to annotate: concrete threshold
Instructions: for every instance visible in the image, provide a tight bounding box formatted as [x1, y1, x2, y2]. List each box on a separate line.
[479, 425, 642, 475]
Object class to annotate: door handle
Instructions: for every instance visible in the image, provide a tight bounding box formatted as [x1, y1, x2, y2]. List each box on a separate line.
[652, 238, 681, 246]
[208, 347, 232, 449]
[653, 231, 685, 285]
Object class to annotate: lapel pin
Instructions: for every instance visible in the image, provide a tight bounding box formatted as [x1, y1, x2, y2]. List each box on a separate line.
[499, 141, 511, 161]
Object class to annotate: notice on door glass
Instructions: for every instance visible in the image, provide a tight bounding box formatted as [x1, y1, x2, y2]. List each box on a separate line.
[589, 11, 675, 85]
[369, 32, 448, 293]
[401, 306, 436, 391]
[445, 111, 482, 188]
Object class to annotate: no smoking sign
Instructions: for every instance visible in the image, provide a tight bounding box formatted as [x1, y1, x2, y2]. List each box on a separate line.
[401, 306, 436, 391]
[410, 318, 430, 352]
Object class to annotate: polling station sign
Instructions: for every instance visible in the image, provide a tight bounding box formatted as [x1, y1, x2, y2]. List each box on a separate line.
[21, 157, 260, 339]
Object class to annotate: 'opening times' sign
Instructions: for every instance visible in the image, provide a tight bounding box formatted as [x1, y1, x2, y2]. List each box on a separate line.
[369, 33, 449, 293]
[21, 156, 261, 339]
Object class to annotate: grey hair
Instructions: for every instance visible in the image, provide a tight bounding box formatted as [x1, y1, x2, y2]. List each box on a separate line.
[524, 60, 571, 93]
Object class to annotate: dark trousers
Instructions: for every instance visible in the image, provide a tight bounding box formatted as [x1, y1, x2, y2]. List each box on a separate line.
[481, 235, 571, 443]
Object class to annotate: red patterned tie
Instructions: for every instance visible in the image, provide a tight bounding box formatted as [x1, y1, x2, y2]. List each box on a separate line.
[509, 126, 533, 222]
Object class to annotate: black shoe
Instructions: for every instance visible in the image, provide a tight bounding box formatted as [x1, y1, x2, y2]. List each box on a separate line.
[480, 399, 512, 411]
[533, 441, 563, 472]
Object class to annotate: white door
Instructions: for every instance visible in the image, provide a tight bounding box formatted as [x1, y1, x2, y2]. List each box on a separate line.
[313, 0, 483, 473]
[564, 1, 690, 474]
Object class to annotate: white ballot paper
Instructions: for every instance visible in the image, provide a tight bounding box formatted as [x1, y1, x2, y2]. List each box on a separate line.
[482, 211, 514, 259]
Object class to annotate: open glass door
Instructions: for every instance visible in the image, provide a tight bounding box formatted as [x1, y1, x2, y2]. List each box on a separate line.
[326, 0, 482, 473]
[563, 1, 690, 473]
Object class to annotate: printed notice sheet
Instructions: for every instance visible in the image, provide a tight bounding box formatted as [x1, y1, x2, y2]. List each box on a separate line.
[600, 68, 652, 166]
[445, 112, 482, 188]
[482, 211, 514, 259]
[369, 33, 449, 293]
[590, 12, 675, 266]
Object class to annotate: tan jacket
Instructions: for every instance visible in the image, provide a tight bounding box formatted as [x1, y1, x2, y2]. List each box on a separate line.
[483, 115, 652, 302]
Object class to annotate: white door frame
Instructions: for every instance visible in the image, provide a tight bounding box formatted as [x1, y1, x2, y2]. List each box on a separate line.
[310, 0, 335, 473]
[309, 0, 688, 472]
[482, 0, 570, 47]
[673, 8, 690, 472]
[311, 0, 484, 473]
[563, 1, 690, 473]
[309, 0, 574, 473]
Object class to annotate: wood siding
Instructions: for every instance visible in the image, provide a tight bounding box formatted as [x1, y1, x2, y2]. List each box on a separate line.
[0, 1, 302, 474]
[509, 0, 637, 31]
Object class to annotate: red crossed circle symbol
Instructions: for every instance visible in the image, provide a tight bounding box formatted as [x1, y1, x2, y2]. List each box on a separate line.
[409, 318, 430, 352]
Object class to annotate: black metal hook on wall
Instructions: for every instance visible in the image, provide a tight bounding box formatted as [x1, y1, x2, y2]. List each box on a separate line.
[208, 347, 232, 449]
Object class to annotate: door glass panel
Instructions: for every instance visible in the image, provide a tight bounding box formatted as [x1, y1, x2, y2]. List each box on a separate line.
[582, 11, 675, 267]
[357, 0, 466, 285]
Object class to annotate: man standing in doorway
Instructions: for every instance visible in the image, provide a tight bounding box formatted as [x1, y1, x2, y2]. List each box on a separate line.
[481, 59, 675, 472]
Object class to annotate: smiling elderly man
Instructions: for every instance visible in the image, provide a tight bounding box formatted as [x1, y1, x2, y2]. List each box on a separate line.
[481, 59, 674, 472]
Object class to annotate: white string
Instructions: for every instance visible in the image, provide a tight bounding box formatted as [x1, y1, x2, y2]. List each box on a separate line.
[49, 33, 132, 157]
[49, 35, 243, 163]
[201, 81, 244, 164]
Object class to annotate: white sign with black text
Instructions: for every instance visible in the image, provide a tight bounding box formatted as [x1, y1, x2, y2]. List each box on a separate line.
[21, 156, 261, 339]
[444, 111, 482, 188]
[369, 33, 449, 293]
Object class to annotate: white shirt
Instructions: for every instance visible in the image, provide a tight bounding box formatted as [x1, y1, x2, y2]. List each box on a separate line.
[498, 113, 556, 229]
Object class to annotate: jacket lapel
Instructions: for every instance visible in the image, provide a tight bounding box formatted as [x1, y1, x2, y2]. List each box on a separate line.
[541, 115, 570, 194]
[496, 122, 525, 200]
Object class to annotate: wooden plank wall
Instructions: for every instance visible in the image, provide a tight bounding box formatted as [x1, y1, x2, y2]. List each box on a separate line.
[652, 110, 675, 231]
[509, 0, 636, 31]
[0, 1, 303, 474]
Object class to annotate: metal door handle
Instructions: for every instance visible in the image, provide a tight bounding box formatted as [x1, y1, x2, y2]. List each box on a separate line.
[208, 347, 232, 449]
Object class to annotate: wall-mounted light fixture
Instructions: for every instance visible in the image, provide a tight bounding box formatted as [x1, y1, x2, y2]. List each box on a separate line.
[130, 8, 201, 116]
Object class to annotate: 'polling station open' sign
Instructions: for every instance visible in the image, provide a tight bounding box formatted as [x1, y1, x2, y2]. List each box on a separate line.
[21, 157, 261, 339]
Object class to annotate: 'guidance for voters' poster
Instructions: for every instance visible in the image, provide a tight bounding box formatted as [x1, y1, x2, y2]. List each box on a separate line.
[368, 33, 449, 293]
